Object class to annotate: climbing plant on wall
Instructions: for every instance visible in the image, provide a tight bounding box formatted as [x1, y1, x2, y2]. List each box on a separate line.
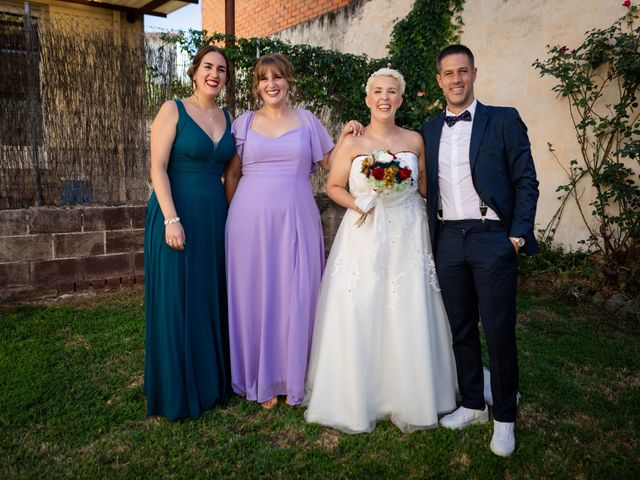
[156, 0, 465, 131]
[387, 0, 466, 130]
[533, 6, 640, 293]
[158, 30, 383, 132]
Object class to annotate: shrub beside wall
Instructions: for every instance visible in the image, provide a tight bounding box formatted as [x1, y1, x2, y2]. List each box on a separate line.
[161, 1, 467, 131]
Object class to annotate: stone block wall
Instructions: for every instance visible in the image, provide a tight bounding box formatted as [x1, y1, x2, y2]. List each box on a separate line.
[319, 199, 345, 255]
[0, 200, 347, 302]
[0, 206, 146, 302]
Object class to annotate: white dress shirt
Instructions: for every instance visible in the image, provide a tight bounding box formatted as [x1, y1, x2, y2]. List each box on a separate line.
[438, 99, 499, 221]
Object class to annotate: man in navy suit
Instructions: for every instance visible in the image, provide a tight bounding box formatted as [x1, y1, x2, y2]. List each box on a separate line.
[421, 44, 539, 457]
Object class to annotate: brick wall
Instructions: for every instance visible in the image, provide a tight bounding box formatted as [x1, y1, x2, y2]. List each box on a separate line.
[0, 206, 146, 302]
[203, 0, 354, 38]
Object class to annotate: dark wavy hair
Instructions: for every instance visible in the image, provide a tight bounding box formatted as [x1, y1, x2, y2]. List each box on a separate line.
[187, 45, 231, 85]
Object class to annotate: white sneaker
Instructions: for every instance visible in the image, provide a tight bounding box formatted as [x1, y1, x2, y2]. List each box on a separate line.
[440, 405, 489, 430]
[490, 420, 515, 457]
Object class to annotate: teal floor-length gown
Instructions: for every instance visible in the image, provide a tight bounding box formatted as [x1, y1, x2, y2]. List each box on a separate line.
[144, 99, 235, 421]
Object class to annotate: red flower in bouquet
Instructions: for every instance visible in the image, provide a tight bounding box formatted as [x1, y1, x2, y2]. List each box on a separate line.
[355, 150, 415, 227]
[398, 167, 412, 181]
[623, 0, 631, 7]
[371, 167, 385, 180]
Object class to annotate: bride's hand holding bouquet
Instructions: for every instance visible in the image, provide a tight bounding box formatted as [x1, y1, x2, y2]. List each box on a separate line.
[354, 149, 413, 226]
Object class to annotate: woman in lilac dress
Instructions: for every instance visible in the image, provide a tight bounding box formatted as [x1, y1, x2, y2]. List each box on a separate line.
[224, 54, 359, 408]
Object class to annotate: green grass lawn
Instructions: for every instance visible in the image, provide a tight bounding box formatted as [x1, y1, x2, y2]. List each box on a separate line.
[1, 287, 639, 479]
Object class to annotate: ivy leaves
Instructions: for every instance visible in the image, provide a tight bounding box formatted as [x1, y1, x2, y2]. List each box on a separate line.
[387, 0, 465, 130]
[159, 1, 466, 132]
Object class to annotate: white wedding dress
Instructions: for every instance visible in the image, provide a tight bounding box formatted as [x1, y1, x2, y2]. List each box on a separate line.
[304, 151, 457, 434]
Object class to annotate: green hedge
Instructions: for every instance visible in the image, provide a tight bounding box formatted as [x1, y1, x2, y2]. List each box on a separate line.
[159, 0, 465, 131]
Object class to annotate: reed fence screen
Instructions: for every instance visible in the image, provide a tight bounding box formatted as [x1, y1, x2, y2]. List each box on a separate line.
[0, 3, 192, 209]
[0, 3, 336, 210]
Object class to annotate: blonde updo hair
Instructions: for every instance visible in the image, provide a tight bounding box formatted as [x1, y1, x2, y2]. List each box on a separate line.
[252, 53, 296, 100]
[365, 67, 406, 96]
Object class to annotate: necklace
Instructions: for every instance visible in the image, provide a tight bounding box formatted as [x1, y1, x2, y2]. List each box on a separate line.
[192, 94, 217, 122]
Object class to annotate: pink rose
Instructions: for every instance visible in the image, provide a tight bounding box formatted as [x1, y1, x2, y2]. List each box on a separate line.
[417, 91, 425, 97]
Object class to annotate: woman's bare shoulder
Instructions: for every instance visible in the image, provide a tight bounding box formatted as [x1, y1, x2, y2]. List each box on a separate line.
[397, 126, 421, 141]
[340, 133, 375, 160]
[398, 128, 424, 151]
[153, 100, 179, 126]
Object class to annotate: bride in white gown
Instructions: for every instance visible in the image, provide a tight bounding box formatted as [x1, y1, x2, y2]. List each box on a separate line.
[304, 68, 458, 434]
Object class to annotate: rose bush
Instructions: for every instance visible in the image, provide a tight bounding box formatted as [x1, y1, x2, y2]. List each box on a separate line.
[533, 5, 640, 294]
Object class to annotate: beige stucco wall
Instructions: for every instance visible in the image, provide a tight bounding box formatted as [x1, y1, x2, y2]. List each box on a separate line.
[274, 0, 633, 250]
[459, 0, 628, 249]
[275, 0, 415, 58]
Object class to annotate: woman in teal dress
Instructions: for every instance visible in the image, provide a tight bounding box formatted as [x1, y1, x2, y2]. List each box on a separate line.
[144, 45, 235, 421]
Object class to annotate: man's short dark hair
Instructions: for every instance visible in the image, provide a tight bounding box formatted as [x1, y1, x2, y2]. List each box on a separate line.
[436, 44, 475, 73]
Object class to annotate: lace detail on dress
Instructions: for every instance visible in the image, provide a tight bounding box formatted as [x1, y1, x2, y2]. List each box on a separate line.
[329, 255, 343, 277]
[388, 273, 406, 312]
[422, 252, 441, 292]
[347, 263, 362, 295]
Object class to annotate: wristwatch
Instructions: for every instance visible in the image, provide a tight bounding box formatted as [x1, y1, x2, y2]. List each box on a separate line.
[510, 237, 526, 248]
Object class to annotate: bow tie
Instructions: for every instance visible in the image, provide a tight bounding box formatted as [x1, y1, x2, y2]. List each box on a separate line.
[444, 110, 472, 127]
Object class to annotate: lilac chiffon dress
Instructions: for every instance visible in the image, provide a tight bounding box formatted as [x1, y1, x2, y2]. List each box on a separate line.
[226, 109, 334, 405]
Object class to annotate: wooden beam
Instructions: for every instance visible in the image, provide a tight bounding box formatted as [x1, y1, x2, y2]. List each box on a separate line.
[225, 0, 234, 39]
[127, 0, 172, 22]
[128, 0, 199, 23]
[225, 0, 235, 113]
[56, 0, 168, 20]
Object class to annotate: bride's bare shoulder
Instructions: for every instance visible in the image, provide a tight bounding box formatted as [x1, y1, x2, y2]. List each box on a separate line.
[398, 126, 422, 141]
[337, 133, 369, 160]
[399, 128, 424, 150]
[340, 131, 367, 148]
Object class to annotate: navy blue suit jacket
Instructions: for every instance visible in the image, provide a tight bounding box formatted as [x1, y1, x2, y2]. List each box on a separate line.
[420, 101, 539, 256]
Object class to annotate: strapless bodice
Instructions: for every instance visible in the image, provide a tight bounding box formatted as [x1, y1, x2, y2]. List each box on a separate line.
[349, 151, 419, 207]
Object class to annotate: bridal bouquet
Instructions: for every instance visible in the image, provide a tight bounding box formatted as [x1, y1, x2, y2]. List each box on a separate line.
[355, 150, 413, 227]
